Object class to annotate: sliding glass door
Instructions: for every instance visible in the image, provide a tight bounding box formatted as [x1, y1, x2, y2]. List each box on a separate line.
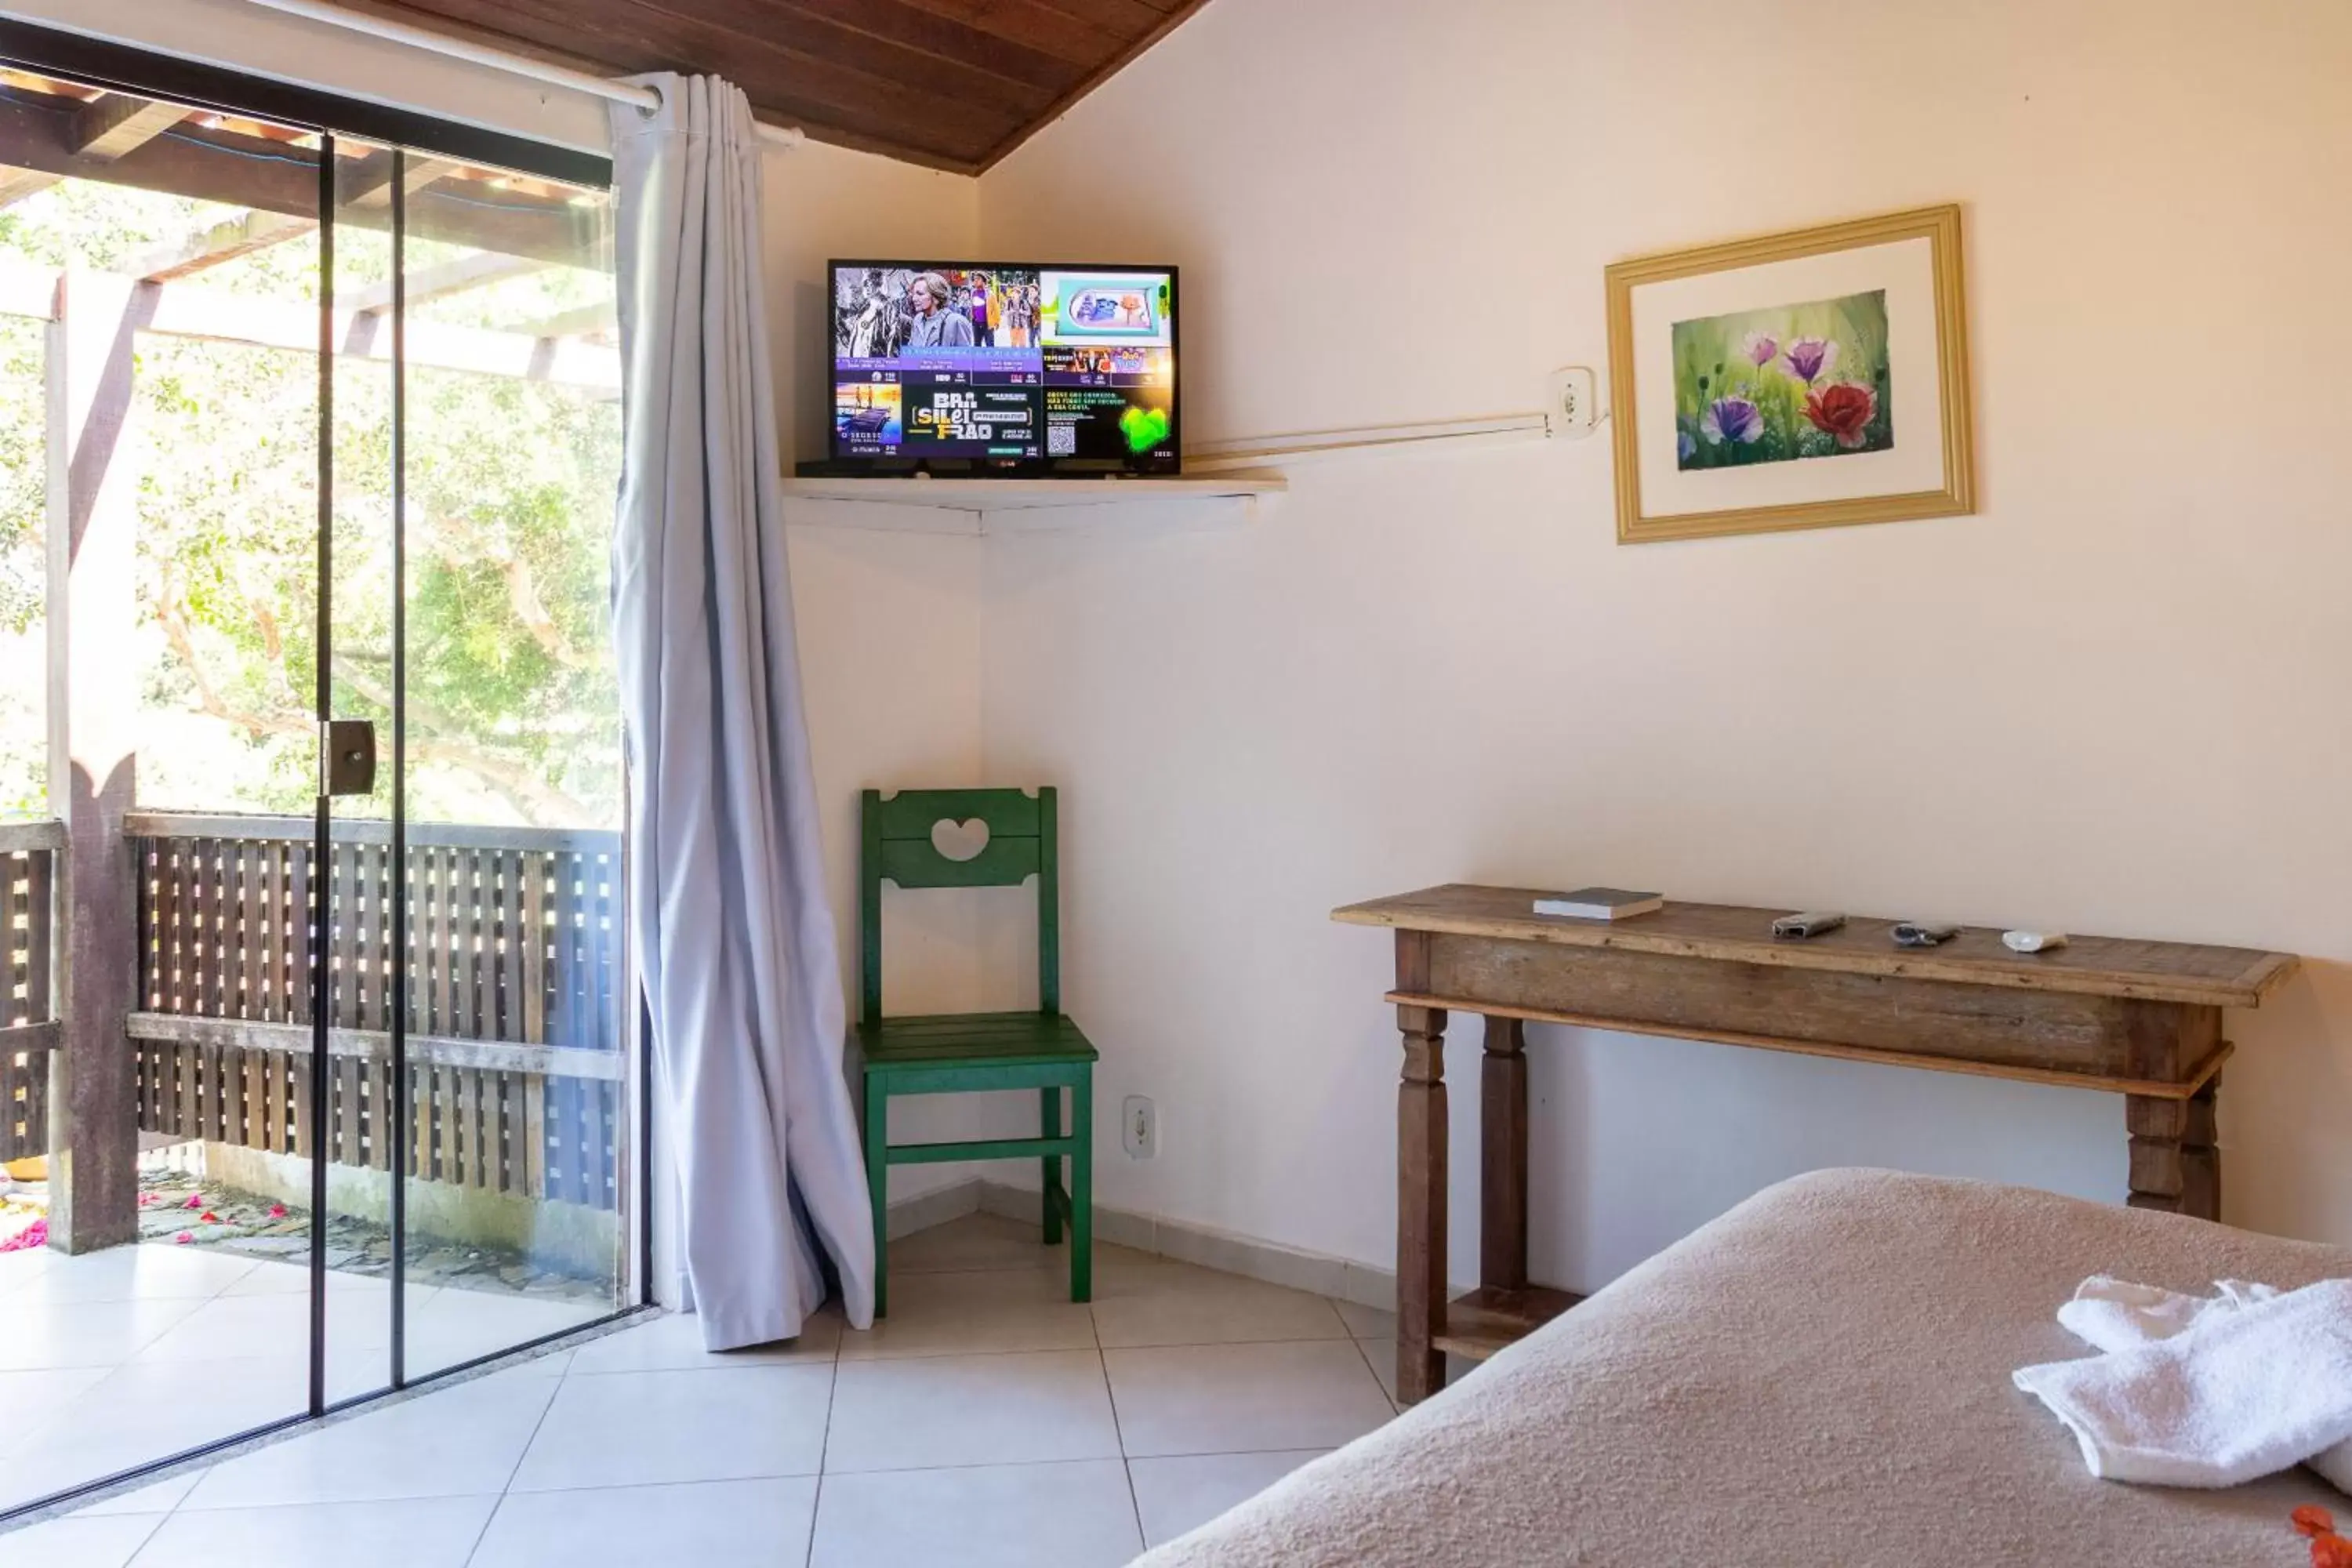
[0, 45, 633, 1519]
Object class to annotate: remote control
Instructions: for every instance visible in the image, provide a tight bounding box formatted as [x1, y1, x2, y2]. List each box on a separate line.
[1771, 911, 1846, 939]
[1891, 921, 1961, 947]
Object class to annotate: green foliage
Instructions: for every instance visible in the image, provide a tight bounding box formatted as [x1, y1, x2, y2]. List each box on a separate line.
[0, 174, 620, 827]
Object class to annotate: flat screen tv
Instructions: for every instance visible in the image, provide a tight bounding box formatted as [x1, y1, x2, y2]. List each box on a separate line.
[823, 260, 1179, 476]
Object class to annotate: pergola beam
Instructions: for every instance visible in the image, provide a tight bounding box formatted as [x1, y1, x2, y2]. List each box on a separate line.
[347, 249, 548, 315]
[511, 300, 617, 339]
[0, 88, 600, 267]
[0, 91, 187, 213]
[70, 95, 186, 160]
[0, 257, 617, 393]
[0, 165, 53, 209]
[126, 209, 316, 283]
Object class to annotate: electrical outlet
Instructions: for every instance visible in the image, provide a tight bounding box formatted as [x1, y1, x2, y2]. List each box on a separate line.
[1122, 1094, 1158, 1160]
[1548, 365, 1600, 440]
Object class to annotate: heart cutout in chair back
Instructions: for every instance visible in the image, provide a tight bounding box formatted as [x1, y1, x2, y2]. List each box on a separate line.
[931, 817, 991, 863]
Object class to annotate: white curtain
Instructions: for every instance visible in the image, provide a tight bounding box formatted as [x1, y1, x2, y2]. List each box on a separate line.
[608, 74, 874, 1345]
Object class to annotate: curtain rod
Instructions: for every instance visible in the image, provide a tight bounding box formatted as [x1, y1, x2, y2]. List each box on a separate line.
[238, 0, 808, 151]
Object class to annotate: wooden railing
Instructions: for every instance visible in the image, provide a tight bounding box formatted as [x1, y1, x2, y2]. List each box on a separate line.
[128, 813, 626, 1210]
[2, 818, 61, 1163]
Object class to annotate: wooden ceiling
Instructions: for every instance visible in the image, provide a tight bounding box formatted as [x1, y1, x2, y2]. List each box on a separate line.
[354, 0, 1214, 174]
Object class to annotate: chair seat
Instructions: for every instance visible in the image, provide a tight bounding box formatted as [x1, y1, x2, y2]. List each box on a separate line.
[858, 1011, 1098, 1072]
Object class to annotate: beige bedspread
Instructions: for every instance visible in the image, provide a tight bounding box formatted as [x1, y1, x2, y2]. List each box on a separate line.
[1135, 1169, 2351, 1566]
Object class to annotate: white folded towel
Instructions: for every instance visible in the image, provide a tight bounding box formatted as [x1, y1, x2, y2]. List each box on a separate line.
[2053, 1275, 2347, 1494]
[2014, 1277, 2352, 1487]
[2058, 1275, 2279, 1352]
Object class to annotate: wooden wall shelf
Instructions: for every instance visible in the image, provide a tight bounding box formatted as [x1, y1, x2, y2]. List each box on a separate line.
[780, 471, 1286, 535]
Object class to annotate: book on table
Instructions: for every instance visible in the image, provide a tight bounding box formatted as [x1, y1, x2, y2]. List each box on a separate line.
[1532, 887, 1663, 920]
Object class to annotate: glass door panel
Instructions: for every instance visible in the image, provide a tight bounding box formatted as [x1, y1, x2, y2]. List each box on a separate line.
[317, 132, 405, 1403]
[0, 77, 320, 1509]
[397, 163, 629, 1377]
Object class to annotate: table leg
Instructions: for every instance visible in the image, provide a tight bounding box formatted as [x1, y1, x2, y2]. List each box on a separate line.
[1397, 1001, 1448, 1406]
[2126, 1073, 2221, 1221]
[1480, 1014, 1527, 1292]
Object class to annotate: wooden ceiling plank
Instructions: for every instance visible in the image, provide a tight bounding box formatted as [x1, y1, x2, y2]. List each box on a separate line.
[766, 0, 1080, 93]
[889, 0, 1129, 68]
[975, 0, 1214, 170]
[394, 0, 1022, 161]
[403, 0, 1050, 122]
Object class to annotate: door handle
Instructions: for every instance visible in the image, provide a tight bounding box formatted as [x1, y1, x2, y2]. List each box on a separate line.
[321, 719, 378, 797]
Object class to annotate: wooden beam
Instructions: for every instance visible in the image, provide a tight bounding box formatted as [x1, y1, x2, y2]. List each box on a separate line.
[46, 269, 150, 1253]
[0, 88, 600, 267]
[0, 256, 617, 390]
[125, 1011, 626, 1083]
[510, 299, 615, 339]
[341, 151, 456, 212]
[69, 94, 185, 160]
[0, 92, 174, 213]
[126, 209, 315, 283]
[0, 166, 55, 209]
[347, 249, 547, 315]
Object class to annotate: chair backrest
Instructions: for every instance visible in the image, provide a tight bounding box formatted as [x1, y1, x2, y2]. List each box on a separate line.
[860, 786, 1058, 1022]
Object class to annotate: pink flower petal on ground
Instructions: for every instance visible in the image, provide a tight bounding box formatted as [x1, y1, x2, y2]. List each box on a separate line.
[138, 1192, 159, 1208]
[174, 1231, 194, 1244]
[199, 1211, 220, 1223]
[183, 1193, 204, 1209]
[0, 1218, 46, 1253]
[267, 1204, 288, 1219]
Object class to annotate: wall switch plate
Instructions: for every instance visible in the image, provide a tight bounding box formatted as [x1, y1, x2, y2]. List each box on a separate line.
[1548, 365, 1600, 439]
[1121, 1095, 1158, 1160]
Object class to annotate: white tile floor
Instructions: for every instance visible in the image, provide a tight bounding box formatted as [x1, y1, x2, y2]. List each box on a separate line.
[0, 1243, 612, 1522]
[1, 1211, 1406, 1567]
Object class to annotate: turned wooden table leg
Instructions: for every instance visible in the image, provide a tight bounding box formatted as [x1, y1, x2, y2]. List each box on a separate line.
[1481, 1014, 1527, 1292]
[2126, 1073, 2221, 1221]
[1396, 1000, 1448, 1406]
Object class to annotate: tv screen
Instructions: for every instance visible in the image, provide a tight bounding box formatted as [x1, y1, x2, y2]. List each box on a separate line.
[828, 260, 1179, 474]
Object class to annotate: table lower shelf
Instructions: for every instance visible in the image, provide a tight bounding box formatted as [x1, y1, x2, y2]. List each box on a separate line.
[1431, 1284, 1583, 1362]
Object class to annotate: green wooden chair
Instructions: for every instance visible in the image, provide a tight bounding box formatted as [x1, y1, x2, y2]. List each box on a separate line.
[859, 786, 1094, 1318]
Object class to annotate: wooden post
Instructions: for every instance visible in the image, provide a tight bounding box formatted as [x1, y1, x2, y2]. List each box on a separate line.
[1480, 1014, 1528, 1292]
[1395, 929, 1447, 1406]
[45, 269, 154, 1252]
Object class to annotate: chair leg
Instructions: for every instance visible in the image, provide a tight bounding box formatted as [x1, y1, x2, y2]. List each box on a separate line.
[1070, 1066, 1092, 1304]
[864, 1076, 891, 1319]
[1040, 1085, 1065, 1246]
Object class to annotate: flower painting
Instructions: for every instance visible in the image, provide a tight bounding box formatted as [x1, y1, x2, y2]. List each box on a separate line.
[1670, 290, 1892, 470]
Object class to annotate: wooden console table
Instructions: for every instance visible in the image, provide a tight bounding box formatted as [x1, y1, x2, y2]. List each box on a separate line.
[1332, 884, 2299, 1405]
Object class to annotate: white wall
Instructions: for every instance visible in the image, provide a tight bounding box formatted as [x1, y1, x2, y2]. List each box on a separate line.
[971, 0, 2352, 1291]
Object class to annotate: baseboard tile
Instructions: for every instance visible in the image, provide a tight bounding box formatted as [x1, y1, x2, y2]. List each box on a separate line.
[973, 1179, 1400, 1312]
[884, 1177, 982, 1240]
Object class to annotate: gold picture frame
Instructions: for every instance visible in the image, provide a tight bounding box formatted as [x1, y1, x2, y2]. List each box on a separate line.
[1606, 204, 1975, 544]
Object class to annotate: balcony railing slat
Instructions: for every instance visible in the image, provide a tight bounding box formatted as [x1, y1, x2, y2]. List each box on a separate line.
[121, 816, 624, 1210]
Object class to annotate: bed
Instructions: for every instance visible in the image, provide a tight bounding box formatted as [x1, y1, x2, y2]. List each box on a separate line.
[1135, 1169, 2350, 1566]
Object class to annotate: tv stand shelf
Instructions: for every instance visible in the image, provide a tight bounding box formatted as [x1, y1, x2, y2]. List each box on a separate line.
[779, 471, 1287, 534]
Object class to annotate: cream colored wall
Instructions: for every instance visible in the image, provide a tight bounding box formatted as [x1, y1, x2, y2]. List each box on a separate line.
[971, 0, 2352, 1289]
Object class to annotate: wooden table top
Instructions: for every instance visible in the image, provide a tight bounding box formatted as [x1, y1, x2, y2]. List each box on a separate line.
[1332, 884, 2298, 1009]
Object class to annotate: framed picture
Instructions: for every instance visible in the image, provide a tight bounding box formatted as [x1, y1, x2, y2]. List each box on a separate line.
[1605, 205, 1974, 544]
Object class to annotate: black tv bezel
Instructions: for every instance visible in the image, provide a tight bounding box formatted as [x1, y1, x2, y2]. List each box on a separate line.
[823, 257, 1182, 477]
